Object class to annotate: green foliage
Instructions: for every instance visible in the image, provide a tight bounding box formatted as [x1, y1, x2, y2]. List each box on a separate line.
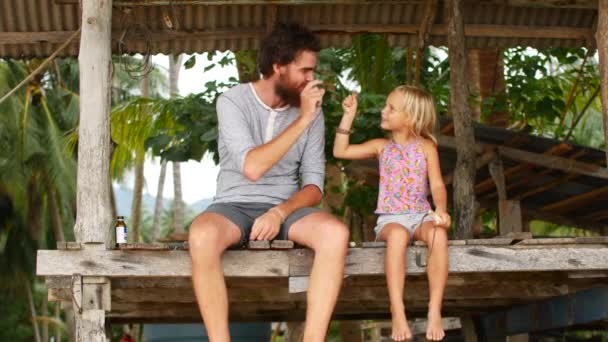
[145, 80, 236, 164]
[484, 47, 602, 148]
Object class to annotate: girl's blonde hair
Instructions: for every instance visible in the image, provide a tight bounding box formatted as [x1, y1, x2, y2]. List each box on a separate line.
[392, 85, 437, 145]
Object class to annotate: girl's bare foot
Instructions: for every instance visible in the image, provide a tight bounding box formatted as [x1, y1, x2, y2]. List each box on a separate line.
[426, 310, 445, 341]
[391, 310, 413, 341]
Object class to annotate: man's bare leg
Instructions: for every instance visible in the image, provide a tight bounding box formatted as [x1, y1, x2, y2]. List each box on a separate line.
[414, 222, 448, 341]
[287, 212, 349, 342]
[189, 213, 242, 342]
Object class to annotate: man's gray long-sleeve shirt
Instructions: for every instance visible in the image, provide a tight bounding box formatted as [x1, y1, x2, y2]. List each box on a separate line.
[212, 83, 325, 205]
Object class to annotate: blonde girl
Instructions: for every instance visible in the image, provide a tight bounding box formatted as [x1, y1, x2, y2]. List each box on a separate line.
[333, 85, 450, 341]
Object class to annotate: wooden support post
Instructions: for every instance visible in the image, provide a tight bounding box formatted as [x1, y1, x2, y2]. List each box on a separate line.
[286, 321, 305, 342]
[489, 159, 523, 235]
[74, 0, 113, 246]
[447, 0, 477, 239]
[598, 0, 608, 165]
[72, 276, 111, 342]
[507, 334, 529, 342]
[461, 316, 478, 342]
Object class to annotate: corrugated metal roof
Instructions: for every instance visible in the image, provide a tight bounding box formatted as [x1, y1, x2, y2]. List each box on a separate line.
[0, 1, 598, 58]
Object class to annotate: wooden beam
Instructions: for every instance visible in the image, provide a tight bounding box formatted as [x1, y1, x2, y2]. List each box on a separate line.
[540, 185, 608, 213]
[488, 150, 588, 200]
[480, 287, 608, 338]
[37, 244, 608, 278]
[489, 159, 507, 201]
[475, 143, 572, 194]
[511, 173, 579, 201]
[415, 0, 438, 85]
[522, 208, 608, 233]
[0, 24, 594, 45]
[52, 0, 598, 7]
[74, 0, 113, 246]
[444, 149, 497, 185]
[599, 0, 608, 164]
[498, 146, 608, 179]
[507, 0, 597, 8]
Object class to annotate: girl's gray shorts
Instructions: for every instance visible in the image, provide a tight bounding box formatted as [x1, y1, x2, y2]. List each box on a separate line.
[374, 212, 434, 239]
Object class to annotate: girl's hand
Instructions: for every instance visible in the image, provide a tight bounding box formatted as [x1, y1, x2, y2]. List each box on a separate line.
[342, 91, 358, 117]
[433, 210, 451, 229]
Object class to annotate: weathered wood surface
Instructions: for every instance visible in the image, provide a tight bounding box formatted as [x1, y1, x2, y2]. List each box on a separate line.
[598, 0, 608, 164]
[38, 243, 608, 278]
[73, 0, 113, 247]
[44, 273, 602, 323]
[447, 0, 477, 239]
[498, 146, 608, 179]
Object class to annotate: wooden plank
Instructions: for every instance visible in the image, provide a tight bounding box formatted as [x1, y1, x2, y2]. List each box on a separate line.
[57, 242, 82, 250]
[271, 240, 294, 249]
[517, 238, 576, 245]
[465, 238, 513, 245]
[37, 250, 290, 277]
[498, 146, 608, 179]
[475, 144, 572, 194]
[118, 243, 169, 251]
[247, 241, 270, 250]
[289, 245, 608, 276]
[575, 236, 608, 244]
[37, 244, 608, 279]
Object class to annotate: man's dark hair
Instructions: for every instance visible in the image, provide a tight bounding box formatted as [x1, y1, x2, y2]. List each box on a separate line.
[257, 22, 321, 78]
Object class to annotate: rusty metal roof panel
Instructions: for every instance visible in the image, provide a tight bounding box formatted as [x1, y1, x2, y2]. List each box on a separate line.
[0, 1, 597, 58]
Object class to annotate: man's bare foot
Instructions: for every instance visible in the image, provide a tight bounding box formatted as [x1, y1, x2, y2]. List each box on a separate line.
[391, 310, 412, 341]
[426, 310, 445, 341]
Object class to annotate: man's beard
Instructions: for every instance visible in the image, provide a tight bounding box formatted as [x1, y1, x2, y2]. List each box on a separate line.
[275, 75, 302, 107]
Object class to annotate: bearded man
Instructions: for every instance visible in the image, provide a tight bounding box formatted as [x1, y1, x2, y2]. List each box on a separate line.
[188, 23, 349, 342]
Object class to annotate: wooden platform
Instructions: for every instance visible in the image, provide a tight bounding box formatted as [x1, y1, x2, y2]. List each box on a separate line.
[38, 238, 608, 323]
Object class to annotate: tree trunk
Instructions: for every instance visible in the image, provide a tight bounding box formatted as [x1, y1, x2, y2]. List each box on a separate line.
[42, 295, 49, 342]
[129, 74, 148, 244]
[130, 151, 144, 243]
[467, 49, 482, 122]
[23, 273, 41, 342]
[74, 0, 113, 246]
[447, 0, 477, 239]
[172, 161, 185, 235]
[168, 54, 186, 237]
[44, 174, 65, 244]
[152, 159, 168, 241]
[169, 54, 183, 97]
[54, 305, 62, 342]
[598, 0, 608, 165]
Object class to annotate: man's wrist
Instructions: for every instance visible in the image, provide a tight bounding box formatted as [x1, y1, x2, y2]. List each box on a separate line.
[269, 207, 287, 223]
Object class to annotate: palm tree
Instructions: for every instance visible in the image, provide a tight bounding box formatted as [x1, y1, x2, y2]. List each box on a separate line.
[0, 57, 80, 341]
[169, 54, 187, 240]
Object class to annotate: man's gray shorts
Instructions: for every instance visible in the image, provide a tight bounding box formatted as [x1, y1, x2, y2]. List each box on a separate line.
[203, 202, 322, 247]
